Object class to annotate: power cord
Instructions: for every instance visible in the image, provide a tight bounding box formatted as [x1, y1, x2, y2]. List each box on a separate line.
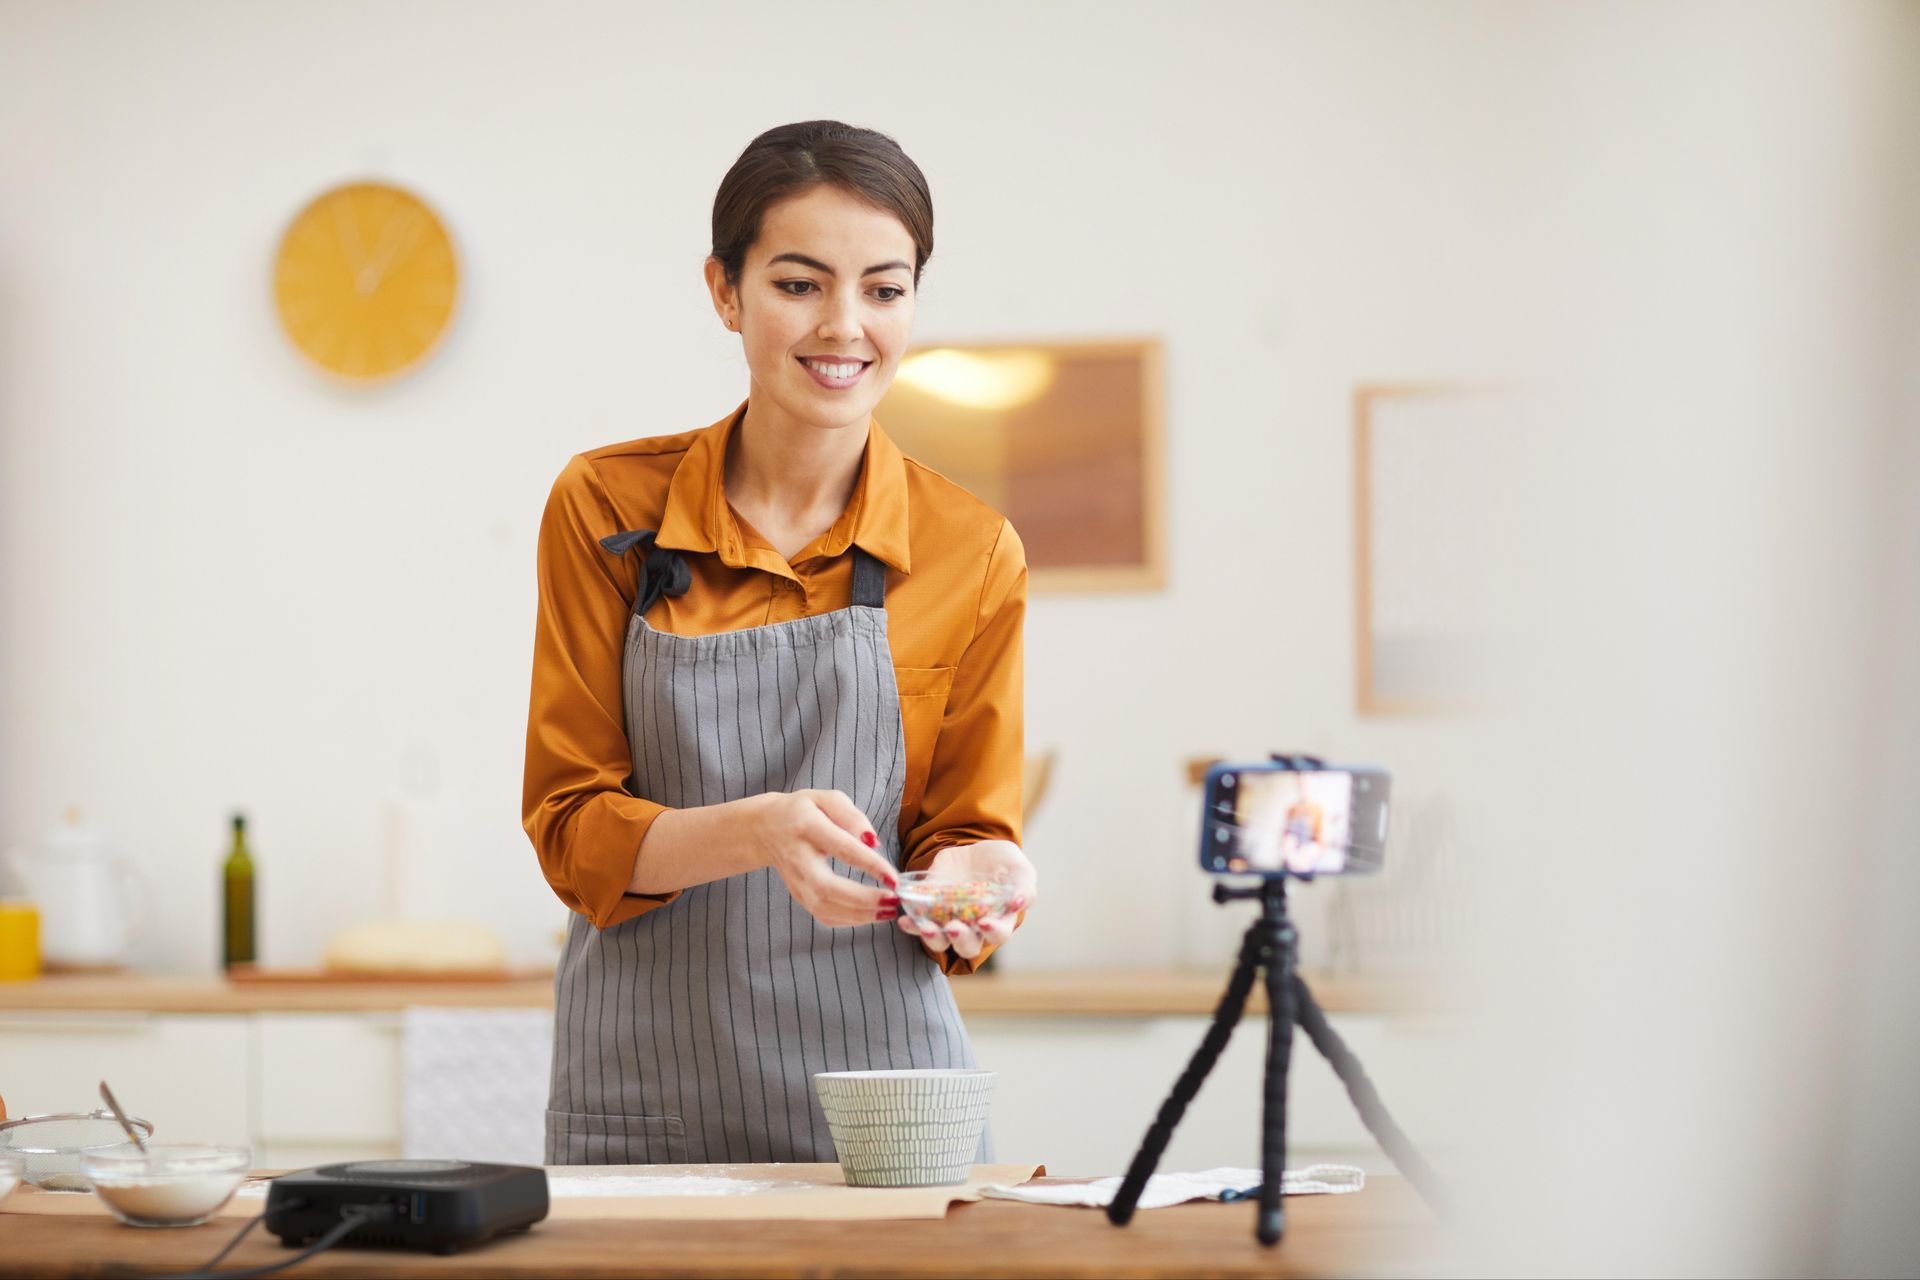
[189, 1210, 266, 1272]
[163, 1201, 396, 1280]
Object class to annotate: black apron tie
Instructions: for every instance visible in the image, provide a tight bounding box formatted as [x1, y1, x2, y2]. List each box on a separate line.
[604, 530, 887, 618]
[598, 529, 692, 621]
[849, 545, 887, 609]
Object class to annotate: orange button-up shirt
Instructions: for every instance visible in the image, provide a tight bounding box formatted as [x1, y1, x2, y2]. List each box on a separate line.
[523, 399, 1026, 975]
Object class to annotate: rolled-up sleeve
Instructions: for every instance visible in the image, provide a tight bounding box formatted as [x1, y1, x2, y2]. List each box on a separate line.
[902, 519, 1028, 975]
[522, 455, 678, 930]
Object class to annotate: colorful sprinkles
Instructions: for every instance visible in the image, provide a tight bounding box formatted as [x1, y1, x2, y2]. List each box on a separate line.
[895, 878, 1014, 927]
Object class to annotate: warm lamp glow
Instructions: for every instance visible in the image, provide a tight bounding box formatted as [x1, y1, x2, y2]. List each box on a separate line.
[895, 348, 1056, 410]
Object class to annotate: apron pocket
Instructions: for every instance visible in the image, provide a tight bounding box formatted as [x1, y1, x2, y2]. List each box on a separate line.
[545, 1108, 687, 1165]
[893, 665, 955, 826]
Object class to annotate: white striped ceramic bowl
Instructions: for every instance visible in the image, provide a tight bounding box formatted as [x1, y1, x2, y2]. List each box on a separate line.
[813, 1068, 996, 1187]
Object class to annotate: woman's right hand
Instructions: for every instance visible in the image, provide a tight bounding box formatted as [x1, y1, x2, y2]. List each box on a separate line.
[745, 790, 900, 927]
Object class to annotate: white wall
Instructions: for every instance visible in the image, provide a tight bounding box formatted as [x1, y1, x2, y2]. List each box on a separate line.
[0, 0, 1532, 974]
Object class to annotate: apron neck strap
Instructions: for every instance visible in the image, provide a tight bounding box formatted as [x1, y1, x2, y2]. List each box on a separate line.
[600, 529, 692, 620]
[605, 528, 887, 613]
[850, 546, 887, 609]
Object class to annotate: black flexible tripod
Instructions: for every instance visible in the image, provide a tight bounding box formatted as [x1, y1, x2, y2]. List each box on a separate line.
[1107, 875, 1445, 1246]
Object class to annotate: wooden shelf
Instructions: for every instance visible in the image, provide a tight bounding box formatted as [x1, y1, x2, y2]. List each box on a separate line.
[0, 973, 557, 1014]
[952, 967, 1426, 1016]
[0, 967, 1431, 1017]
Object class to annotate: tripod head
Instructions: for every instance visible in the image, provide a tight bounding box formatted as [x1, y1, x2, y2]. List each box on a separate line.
[1212, 878, 1290, 915]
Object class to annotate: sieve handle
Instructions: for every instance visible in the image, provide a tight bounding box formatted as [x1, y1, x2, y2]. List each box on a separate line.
[97, 1081, 149, 1156]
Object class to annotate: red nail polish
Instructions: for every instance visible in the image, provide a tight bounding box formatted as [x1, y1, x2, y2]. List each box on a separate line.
[875, 909, 898, 922]
[862, 831, 878, 848]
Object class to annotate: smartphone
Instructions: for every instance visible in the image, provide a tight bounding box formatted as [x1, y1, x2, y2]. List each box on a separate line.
[1200, 762, 1391, 878]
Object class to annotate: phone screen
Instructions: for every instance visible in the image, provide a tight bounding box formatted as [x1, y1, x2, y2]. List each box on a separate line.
[1202, 766, 1389, 878]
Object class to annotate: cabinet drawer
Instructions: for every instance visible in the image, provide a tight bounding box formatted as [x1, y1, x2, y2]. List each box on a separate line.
[254, 1013, 401, 1145]
[257, 1139, 402, 1170]
[0, 1014, 250, 1146]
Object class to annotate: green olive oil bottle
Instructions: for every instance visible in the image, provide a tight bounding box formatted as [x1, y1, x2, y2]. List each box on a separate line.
[222, 812, 256, 970]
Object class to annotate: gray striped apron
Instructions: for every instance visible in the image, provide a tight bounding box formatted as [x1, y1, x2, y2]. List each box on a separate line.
[545, 532, 988, 1165]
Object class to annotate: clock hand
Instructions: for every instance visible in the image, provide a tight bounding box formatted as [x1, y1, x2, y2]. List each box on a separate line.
[358, 207, 423, 294]
[331, 198, 369, 273]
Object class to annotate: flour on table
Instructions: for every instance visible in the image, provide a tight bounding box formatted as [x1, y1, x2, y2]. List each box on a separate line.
[236, 1171, 788, 1199]
[548, 1172, 785, 1198]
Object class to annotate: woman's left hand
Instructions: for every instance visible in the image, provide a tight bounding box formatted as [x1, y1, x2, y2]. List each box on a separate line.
[894, 839, 1036, 961]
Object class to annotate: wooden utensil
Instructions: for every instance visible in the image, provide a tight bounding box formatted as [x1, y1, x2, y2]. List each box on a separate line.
[96, 1081, 147, 1157]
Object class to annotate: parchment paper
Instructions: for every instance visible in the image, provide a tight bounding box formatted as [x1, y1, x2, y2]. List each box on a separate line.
[0, 1162, 1045, 1223]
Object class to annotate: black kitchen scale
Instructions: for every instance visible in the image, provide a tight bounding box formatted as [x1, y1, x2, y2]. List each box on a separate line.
[265, 1159, 549, 1256]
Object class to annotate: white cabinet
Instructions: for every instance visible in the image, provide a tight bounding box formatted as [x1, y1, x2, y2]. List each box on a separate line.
[0, 1013, 250, 1146]
[969, 1012, 1467, 1177]
[253, 1013, 404, 1168]
[1, 1006, 1463, 1178]
[0, 1012, 403, 1168]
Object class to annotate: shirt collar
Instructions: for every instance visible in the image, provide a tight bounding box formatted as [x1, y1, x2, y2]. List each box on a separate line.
[656, 397, 912, 575]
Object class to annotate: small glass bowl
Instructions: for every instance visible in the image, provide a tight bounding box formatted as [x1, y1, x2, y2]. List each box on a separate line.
[0, 1152, 23, 1203]
[893, 871, 1022, 929]
[82, 1144, 250, 1227]
[0, 1111, 155, 1190]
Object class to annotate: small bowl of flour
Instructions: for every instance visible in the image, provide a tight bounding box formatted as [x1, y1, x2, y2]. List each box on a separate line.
[83, 1144, 250, 1227]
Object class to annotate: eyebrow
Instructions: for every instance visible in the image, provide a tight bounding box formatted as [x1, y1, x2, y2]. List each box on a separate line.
[767, 252, 911, 278]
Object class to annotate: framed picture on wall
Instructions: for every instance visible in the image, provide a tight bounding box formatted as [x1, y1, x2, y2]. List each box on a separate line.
[874, 337, 1166, 592]
[1354, 382, 1517, 715]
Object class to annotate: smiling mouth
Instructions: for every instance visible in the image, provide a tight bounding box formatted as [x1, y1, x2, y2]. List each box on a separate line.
[797, 356, 871, 387]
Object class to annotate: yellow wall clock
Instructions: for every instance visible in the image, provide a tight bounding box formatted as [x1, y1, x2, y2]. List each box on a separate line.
[273, 181, 459, 382]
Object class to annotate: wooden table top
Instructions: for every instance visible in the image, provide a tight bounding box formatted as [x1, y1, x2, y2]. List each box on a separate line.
[0, 967, 1429, 1017]
[0, 1177, 1435, 1278]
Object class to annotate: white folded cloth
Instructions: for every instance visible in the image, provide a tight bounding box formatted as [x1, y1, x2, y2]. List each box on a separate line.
[978, 1164, 1364, 1209]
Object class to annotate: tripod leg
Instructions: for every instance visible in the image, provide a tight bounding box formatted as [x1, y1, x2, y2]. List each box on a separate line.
[1291, 975, 1447, 1213]
[1258, 917, 1295, 1246]
[1106, 921, 1265, 1226]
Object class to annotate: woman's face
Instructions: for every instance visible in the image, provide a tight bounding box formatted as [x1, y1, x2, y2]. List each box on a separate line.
[708, 184, 918, 436]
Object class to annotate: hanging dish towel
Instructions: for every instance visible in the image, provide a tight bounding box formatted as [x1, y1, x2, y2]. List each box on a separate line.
[403, 1007, 554, 1166]
[978, 1164, 1364, 1209]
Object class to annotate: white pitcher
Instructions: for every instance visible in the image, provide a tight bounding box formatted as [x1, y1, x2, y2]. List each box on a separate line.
[4, 807, 145, 969]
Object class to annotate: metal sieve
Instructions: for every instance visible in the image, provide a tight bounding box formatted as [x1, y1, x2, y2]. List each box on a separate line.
[0, 1110, 155, 1190]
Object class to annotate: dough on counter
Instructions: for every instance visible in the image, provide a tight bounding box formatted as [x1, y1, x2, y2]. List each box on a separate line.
[322, 919, 507, 974]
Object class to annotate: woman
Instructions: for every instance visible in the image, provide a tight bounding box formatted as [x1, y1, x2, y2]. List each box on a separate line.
[522, 120, 1038, 1166]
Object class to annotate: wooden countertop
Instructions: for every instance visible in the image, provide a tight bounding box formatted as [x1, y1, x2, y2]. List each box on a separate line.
[0, 968, 1428, 1017]
[0, 1176, 1435, 1278]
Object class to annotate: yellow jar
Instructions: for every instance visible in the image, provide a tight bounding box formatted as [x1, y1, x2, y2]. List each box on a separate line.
[0, 900, 42, 981]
